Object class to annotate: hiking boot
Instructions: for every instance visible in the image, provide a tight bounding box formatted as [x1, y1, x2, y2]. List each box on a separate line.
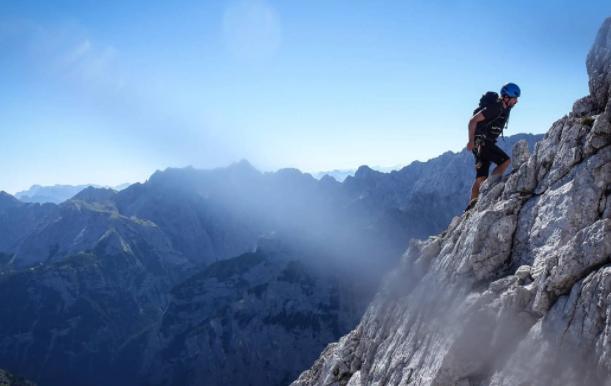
[464, 198, 478, 212]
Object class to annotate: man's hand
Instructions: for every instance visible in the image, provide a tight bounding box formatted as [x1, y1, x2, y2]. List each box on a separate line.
[467, 142, 474, 152]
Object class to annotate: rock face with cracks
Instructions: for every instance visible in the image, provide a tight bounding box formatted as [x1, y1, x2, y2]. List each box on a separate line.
[292, 17, 611, 386]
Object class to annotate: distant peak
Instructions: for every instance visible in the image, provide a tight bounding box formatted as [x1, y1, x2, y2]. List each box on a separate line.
[0, 191, 17, 200]
[354, 165, 382, 179]
[71, 186, 116, 203]
[320, 174, 338, 183]
[275, 167, 304, 176]
[234, 159, 255, 168]
[227, 159, 258, 171]
[0, 191, 21, 208]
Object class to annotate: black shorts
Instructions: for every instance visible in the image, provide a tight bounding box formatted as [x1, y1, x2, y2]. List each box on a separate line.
[473, 141, 509, 178]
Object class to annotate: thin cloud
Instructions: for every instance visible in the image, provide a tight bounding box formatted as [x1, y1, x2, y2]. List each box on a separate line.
[222, 0, 282, 63]
[0, 18, 122, 89]
[62, 39, 93, 66]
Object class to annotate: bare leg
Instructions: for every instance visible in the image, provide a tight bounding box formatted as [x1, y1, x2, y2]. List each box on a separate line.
[491, 159, 510, 176]
[470, 176, 488, 202]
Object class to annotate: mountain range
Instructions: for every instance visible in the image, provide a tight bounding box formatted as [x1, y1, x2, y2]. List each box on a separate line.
[0, 132, 541, 386]
[15, 183, 131, 204]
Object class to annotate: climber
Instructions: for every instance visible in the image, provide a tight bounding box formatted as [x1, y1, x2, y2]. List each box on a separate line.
[465, 82, 521, 212]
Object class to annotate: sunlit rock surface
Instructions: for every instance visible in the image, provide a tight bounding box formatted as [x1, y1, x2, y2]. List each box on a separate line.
[292, 17, 611, 386]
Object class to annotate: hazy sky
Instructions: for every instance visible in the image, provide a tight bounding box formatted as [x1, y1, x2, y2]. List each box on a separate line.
[1, 1, 609, 193]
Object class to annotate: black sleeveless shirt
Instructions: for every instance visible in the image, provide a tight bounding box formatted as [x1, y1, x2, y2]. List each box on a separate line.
[475, 100, 511, 141]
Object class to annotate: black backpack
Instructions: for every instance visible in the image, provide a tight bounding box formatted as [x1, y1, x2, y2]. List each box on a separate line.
[472, 91, 508, 139]
[472, 91, 499, 116]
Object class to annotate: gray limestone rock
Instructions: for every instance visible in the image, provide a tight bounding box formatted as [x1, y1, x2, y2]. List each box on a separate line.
[572, 95, 595, 117]
[490, 267, 611, 386]
[514, 265, 532, 281]
[511, 140, 530, 170]
[587, 17, 611, 112]
[586, 109, 611, 155]
[504, 153, 537, 196]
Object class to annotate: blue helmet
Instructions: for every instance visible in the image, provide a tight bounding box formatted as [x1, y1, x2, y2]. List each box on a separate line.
[500, 83, 521, 98]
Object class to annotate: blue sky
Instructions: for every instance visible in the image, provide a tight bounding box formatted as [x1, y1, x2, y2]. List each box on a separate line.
[1, 1, 609, 194]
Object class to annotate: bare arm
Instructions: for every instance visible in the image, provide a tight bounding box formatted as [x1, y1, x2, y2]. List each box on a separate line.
[467, 111, 486, 151]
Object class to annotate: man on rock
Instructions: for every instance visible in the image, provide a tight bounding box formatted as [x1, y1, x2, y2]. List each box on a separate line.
[465, 83, 521, 211]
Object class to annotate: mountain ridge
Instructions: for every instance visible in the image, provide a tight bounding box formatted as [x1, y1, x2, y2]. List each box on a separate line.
[0, 132, 543, 386]
[14, 183, 130, 204]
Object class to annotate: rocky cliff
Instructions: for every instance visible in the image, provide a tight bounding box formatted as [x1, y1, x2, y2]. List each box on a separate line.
[292, 17, 611, 386]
